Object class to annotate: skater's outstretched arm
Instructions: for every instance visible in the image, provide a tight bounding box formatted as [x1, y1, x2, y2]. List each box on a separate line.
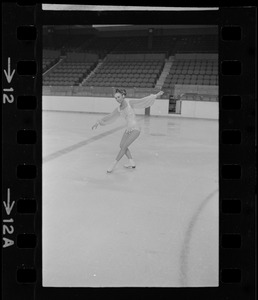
[129, 91, 164, 109]
[92, 108, 120, 130]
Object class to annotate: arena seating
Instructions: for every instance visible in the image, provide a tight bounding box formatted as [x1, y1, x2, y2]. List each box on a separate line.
[43, 49, 61, 73]
[42, 33, 219, 100]
[83, 53, 165, 88]
[43, 52, 98, 86]
[162, 54, 218, 90]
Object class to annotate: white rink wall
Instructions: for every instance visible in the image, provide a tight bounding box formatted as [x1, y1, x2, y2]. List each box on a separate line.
[180, 100, 218, 119]
[43, 96, 145, 115]
[43, 96, 218, 119]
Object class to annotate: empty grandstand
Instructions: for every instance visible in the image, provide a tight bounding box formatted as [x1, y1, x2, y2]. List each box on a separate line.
[162, 53, 218, 89]
[43, 25, 218, 118]
[43, 52, 98, 86]
[43, 49, 61, 73]
[83, 53, 165, 89]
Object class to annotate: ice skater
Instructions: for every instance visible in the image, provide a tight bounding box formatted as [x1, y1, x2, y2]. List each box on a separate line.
[92, 88, 164, 173]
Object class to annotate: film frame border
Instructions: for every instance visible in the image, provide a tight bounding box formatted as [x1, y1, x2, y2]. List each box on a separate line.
[1, 3, 256, 300]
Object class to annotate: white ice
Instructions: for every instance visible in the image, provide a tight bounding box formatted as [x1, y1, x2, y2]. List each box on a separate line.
[43, 110, 218, 287]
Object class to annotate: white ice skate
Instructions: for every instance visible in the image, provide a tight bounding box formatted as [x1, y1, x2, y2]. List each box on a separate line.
[124, 159, 136, 169]
[123, 164, 136, 169]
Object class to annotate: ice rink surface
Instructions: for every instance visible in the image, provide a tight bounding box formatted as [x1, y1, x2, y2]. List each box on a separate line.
[43, 110, 218, 287]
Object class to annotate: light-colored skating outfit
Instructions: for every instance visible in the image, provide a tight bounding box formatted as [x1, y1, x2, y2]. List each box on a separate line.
[98, 94, 157, 131]
[97, 94, 158, 172]
[117, 102, 141, 133]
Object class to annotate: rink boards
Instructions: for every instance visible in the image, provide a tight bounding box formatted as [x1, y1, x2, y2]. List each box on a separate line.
[43, 95, 218, 119]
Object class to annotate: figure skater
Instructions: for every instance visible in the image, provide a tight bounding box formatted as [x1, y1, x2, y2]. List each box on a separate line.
[92, 88, 164, 173]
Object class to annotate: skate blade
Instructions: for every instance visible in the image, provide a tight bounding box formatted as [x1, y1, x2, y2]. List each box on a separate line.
[124, 165, 136, 169]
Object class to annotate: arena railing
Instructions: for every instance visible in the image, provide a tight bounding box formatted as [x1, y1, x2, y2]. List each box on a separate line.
[174, 92, 218, 102]
[43, 86, 218, 102]
[42, 85, 162, 98]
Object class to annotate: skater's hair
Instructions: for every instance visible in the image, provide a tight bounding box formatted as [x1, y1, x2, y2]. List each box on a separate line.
[115, 88, 127, 97]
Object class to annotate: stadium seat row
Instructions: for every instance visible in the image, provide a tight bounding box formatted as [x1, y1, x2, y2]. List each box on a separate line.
[104, 61, 163, 65]
[45, 74, 85, 79]
[82, 58, 164, 87]
[96, 70, 161, 75]
[170, 70, 217, 75]
[161, 57, 218, 90]
[163, 79, 218, 87]
[83, 82, 155, 88]
[43, 57, 59, 73]
[43, 59, 97, 86]
[100, 65, 162, 69]
[88, 77, 156, 83]
[93, 74, 157, 78]
[53, 69, 90, 73]
[172, 65, 218, 69]
[164, 75, 218, 84]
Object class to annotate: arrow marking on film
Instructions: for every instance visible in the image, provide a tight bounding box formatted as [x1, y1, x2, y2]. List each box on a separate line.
[3, 188, 15, 215]
[4, 57, 15, 83]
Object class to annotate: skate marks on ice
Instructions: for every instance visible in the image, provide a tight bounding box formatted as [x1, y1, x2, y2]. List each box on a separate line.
[179, 189, 218, 287]
[43, 115, 146, 164]
[43, 125, 125, 163]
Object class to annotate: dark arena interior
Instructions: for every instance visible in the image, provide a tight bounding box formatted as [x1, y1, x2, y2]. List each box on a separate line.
[43, 25, 218, 114]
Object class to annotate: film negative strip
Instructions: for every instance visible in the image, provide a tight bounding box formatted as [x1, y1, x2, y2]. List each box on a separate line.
[2, 3, 256, 299]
